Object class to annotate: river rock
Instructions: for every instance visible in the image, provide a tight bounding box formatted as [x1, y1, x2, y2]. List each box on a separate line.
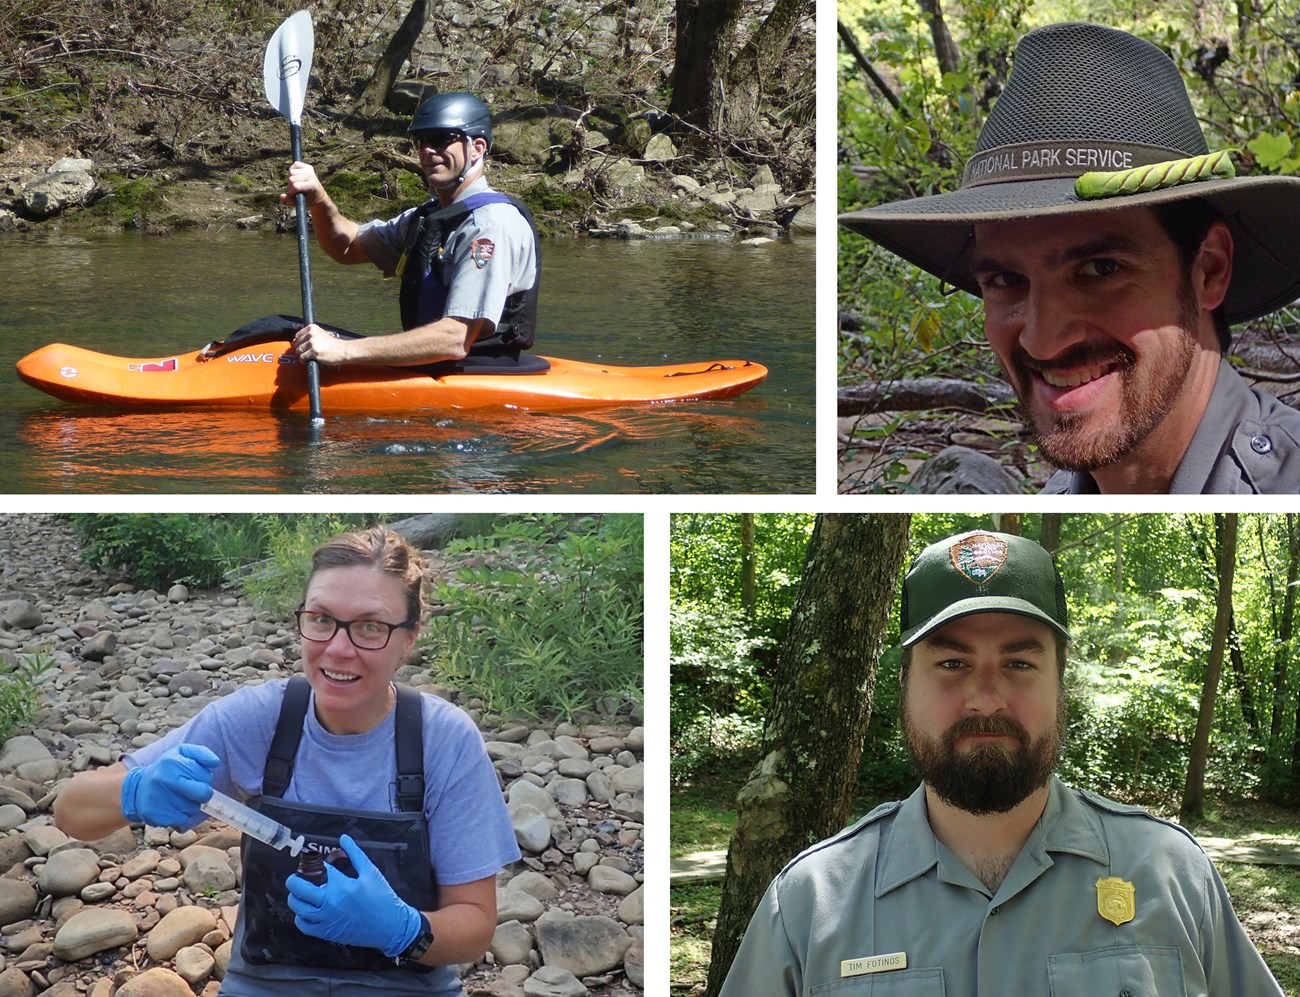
[588, 865, 637, 896]
[618, 886, 643, 925]
[179, 846, 236, 893]
[114, 967, 194, 997]
[146, 905, 217, 960]
[166, 584, 189, 603]
[38, 847, 100, 896]
[511, 804, 552, 854]
[507, 870, 560, 902]
[509, 780, 561, 821]
[0, 804, 26, 830]
[910, 444, 1021, 494]
[21, 167, 96, 220]
[624, 938, 644, 988]
[524, 966, 587, 997]
[83, 632, 118, 662]
[490, 919, 535, 965]
[643, 133, 677, 161]
[0, 880, 37, 927]
[0, 736, 52, 772]
[550, 778, 589, 807]
[1, 601, 42, 631]
[611, 764, 643, 795]
[52, 907, 138, 961]
[534, 910, 631, 977]
[173, 943, 216, 985]
[497, 888, 545, 923]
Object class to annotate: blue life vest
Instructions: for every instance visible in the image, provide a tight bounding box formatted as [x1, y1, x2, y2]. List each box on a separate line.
[397, 191, 539, 353]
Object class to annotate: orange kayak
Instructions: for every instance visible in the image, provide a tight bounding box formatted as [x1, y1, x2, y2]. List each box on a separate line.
[16, 341, 767, 413]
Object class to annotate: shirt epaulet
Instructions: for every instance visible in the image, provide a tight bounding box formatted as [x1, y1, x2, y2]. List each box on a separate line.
[777, 799, 903, 876]
[1076, 789, 1204, 850]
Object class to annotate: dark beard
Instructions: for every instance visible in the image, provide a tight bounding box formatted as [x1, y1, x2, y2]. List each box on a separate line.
[1003, 281, 1201, 473]
[903, 700, 1064, 815]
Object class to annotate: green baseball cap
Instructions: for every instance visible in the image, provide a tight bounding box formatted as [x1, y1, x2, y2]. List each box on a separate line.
[900, 531, 1070, 647]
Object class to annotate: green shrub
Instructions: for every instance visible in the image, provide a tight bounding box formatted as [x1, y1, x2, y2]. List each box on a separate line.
[70, 514, 260, 590]
[424, 514, 642, 721]
[236, 514, 377, 613]
[0, 651, 55, 742]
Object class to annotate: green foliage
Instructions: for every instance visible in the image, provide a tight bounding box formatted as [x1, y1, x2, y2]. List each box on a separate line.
[236, 514, 377, 613]
[70, 514, 264, 590]
[424, 514, 642, 721]
[674, 513, 1300, 811]
[0, 650, 55, 743]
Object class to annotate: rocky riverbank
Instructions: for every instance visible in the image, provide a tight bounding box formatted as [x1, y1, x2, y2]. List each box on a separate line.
[0, 514, 644, 997]
[0, 1, 814, 240]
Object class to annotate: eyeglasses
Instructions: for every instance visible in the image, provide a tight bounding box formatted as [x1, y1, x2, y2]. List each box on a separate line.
[294, 606, 416, 650]
[413, 129, 466, 151]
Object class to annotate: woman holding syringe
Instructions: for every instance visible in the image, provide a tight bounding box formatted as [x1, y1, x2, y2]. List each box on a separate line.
[53, 528, 518, 996]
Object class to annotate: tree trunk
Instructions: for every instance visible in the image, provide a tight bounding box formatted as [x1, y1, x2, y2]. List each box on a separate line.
[1270, 514, 1299, 751]
[352, 0, 429, 119]
[720, 0, 812, 135]
[1182, 513, 1238, 818]
[1226, 610, 1258, 739]
[917, 0, 961, 76]
[669, 0, 744, 130]
[740, 514, 756, 621]
[838, 378, 1016, 415]
[703, 514, 912, 997]
[992, 513, 1021, 536]
[1039, 514, 1062, 554]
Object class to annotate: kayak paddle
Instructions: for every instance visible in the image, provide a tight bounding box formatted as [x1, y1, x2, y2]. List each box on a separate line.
[263, 10, 324, 425]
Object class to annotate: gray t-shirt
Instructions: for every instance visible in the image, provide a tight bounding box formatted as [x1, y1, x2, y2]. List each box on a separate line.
[126, 679, 520, 996]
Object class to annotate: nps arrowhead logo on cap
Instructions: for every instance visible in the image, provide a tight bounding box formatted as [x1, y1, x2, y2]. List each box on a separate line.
[949, 533, 1008, 585]
[900, 530, 1070, 647]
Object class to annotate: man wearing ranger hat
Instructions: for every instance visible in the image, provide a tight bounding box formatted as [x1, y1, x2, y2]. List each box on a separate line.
[285, 91, 540, 369]
[720, 529, 1283, 995]
[841, 22, 1300, 493]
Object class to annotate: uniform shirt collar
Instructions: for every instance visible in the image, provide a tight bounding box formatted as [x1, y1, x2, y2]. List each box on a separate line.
[876, 777, 1109, 898]
[1045, 360, 1297, 494]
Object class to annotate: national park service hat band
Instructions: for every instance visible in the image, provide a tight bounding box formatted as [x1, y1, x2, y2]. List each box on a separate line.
[838, 21, 1300, 325]
[899, 531, 1069, 647]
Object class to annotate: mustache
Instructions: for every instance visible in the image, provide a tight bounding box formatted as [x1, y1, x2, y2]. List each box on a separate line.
[943, 713, 1030, 746]
[1012, 341, 1135, 379]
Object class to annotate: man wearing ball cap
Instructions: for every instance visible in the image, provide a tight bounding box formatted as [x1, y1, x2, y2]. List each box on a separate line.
[840, 22, 1300, 493]
[720, 530, 1282, 995]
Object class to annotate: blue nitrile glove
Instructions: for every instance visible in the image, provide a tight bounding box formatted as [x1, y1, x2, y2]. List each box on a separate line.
[285, 833, 424, 957]
[120, 743, 219, 826]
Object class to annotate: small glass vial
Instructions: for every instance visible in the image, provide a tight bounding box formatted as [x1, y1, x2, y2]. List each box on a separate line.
[297, 845, 329, 886]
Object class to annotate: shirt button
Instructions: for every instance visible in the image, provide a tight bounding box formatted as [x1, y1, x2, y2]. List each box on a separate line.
[1251, 435, 1273, 455]
[990, 906, 1001, 916]
[1120, 990, 1133, 997]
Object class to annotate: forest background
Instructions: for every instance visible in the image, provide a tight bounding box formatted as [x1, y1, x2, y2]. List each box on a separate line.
[837, 0, 1300, 491]
[671, 512, 1300, 995]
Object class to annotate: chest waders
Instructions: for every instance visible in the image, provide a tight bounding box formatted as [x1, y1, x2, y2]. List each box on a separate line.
[397, 192, 540, 354]
[238, 677, 436, 972]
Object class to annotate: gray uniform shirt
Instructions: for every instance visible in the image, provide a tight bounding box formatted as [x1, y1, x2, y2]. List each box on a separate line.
[719, 778, 1282, 997]
[356, 175, 536, 331]
[1044, 360, 1300, 493]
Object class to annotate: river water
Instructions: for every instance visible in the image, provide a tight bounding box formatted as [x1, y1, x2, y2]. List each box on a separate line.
[1, 230, 813, 494]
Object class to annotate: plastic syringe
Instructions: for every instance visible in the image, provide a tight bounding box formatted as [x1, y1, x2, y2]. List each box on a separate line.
[200, 789, 305, 856]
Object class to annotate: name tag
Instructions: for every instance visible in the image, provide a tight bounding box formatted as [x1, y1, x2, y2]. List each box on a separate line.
[840, 952, 907, 977]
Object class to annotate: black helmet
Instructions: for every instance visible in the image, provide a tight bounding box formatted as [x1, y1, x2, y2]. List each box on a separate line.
[409, 91, 492, 149]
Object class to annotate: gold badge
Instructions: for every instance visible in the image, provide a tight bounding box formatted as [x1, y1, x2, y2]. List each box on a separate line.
[1096, 877, 1136, 926]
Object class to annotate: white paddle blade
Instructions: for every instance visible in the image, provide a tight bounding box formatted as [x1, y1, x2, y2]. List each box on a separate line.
[263, 10, 314, 125]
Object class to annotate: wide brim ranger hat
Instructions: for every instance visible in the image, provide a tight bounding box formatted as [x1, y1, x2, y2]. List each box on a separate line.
[900, 531, 1069, 648]
[839, 21, 1300, 325]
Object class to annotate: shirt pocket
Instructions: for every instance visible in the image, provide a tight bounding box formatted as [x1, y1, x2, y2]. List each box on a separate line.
[1048, 945, 1187, 997]
[809, 968, 945, 995]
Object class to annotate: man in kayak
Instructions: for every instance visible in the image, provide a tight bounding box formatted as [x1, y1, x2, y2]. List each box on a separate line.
[839, 22, 1300, 493]
[284, 91, 539, 368]
[719, 529, 1285, 996]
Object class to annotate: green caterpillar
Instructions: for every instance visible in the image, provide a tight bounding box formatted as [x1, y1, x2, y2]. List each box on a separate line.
[1074, 149, 1235, 199]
